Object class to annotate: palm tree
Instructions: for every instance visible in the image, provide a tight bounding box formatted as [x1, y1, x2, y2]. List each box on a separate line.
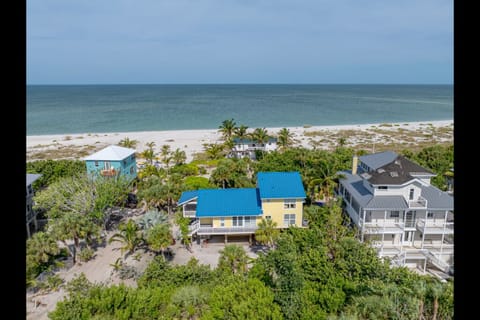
[172, 148, 187, 166]
[218, 244, 249, 274]
[108, 219, 143, 257]
[118, 137, 138, 149]
[308, 159, 345, 202]
[160, 145, 172, 169]
[277, 128, 294, 152]
[203, 143, 225, 160]
[234, 124, 249, 139]
[140, 148, 156, 165]
[251, 127, 270, 145]
[428, 280, 444, 320]
[159, 174, 184, 215]
[145, 223, 172, 259]
[255, 218, 280, 248]
[218, 119, 237, 141]
[48, 212, 99, 264]
[27, 231, 60, 264]
[145, 141, 156, 150]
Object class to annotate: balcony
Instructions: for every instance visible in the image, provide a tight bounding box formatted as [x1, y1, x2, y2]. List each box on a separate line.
[416, 219, 454, 234]
[187, 220, 258, 235]
[363, 222, 404, 234]
[408, 196, 427, 208]
[100, 168, 118, 177]
[197, 226, 258, 235]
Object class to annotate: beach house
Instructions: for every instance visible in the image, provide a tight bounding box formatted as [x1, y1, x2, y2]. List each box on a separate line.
[177, 172, 306, 243]
[228, 137, 278, 160]
[336, 151, 453, 275]
[83, 145, 137, 180]
[26, 174, 42, 238]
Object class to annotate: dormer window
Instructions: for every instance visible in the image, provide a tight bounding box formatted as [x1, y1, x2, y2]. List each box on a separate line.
[409, 188, 414, 200]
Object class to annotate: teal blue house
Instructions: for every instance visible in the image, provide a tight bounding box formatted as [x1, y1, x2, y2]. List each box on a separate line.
[83, 145, 137, 180]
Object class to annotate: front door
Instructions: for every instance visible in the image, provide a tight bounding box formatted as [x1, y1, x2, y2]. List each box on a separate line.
[405, 211, 416, 228]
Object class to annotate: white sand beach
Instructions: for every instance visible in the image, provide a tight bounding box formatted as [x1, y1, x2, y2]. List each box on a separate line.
[27, 120, 453, 162]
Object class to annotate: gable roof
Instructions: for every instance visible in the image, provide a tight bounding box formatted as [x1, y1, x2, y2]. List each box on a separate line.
[26, 174, 42, 187]
[359, 151, 398, 170]
[178, 188, 263, 217]
[178, 190, 199, 205]
[257, 172, 306, 199]
[83, 145, 136, 161]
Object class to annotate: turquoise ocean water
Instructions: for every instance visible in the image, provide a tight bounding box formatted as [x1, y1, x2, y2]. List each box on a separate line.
[27, 84, 453, 136]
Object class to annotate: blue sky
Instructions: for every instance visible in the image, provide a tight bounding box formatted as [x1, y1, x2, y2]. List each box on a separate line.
[27, 0, 453, 84]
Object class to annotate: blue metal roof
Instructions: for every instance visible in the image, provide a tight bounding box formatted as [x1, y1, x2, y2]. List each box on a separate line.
[257, 172, 306, 199]
[178, 190, 199, 205]
[178, 188, 263, 217]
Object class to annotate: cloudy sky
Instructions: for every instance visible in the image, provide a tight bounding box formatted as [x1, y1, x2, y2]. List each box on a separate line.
[27, 0, 453, 84]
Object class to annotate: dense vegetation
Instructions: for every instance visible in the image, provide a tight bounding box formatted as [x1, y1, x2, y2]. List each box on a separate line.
[49, 201, 453, 319]
[27, 159, 86, 189]
[29, 136, 453, 317]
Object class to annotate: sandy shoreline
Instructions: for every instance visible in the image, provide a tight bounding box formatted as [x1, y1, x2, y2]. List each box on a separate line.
[27, 120, 453, 162]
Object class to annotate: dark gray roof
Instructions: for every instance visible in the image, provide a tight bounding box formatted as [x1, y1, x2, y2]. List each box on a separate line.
[364, 196, 408, 209]
[421, 185, 454, 209]
[26, 174, 42, 186]
[359, 151, 398, 170]
[367, 155, 434, 186]
[339, 169, 453, 211]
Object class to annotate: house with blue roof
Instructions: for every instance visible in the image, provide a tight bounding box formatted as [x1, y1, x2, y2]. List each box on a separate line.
[337, 151, 454, 275]
[83, 145, 137, 180]
[178, 171, 306, 243]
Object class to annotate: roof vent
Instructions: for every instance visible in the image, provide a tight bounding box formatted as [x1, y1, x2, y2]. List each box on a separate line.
[377, 168, 385, 173]
[390, 171, 398, 177]
[394, 160, 401, 165]
[360, 173, 371, 179]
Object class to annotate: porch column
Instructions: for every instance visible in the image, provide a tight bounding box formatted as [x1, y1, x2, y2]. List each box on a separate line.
[360, 210, 365, 242]
[423, 259, 427, 273]
[440, 210, 448, 256]
[421, 211, 427, 249]
[249, 234, 252, 245]
[26, 222, 31, 238]
[381, 210, 387, 256]
[225, 234, 228, 244]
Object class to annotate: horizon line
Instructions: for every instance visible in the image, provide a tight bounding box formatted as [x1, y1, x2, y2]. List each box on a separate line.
[27, 82, 454, 86]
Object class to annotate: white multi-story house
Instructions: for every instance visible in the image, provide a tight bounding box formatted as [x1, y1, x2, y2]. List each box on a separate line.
[336, 151, 453, 276]
[228, 137, 277, 159]
[26, 174, 42, 238]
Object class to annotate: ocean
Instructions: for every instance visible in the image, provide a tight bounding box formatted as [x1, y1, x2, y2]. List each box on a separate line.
[26, 84, 453, 136]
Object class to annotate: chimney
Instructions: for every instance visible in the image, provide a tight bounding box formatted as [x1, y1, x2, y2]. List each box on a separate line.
[352, 155, 358, 175]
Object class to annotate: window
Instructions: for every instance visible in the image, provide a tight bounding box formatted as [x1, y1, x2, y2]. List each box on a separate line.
[409, 188, 414, 200]
[232, 217, 244, 227]
[378, 186, 388, 190]
[104, 162, 111, 170]
[123, 160, 127, 166]
[220, 218, 225, 227]
[284, 199, 296, 209]
[283, 214, 296, 227]
[95, 161, 99, 167]
[390, 211, 400, 218]
[130, 166, 134, 174]
[427, 212, 434, 218]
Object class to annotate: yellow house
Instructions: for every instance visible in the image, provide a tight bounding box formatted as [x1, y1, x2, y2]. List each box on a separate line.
[177, 172, 306, 242]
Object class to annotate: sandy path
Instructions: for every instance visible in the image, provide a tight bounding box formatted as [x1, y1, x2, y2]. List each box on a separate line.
[26, 229, 154, 320]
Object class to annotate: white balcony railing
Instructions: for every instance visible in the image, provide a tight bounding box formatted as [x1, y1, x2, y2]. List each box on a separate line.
[408, 196, 427, 208]
[416, 219, 454, 234]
